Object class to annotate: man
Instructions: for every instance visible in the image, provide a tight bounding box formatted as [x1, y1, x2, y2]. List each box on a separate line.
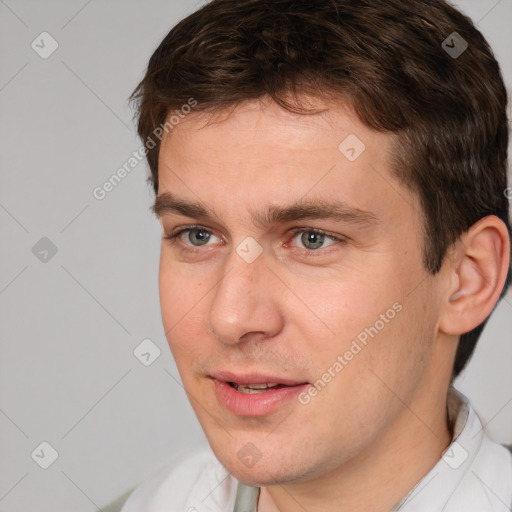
[122, 0, 512, 510]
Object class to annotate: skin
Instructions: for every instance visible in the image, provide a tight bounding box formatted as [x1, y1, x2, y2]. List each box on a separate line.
[155, 97, 510, 512]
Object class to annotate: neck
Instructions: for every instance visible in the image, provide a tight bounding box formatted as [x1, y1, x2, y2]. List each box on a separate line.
[258, 382, 453, 512]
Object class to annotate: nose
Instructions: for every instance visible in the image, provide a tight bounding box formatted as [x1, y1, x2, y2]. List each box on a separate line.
[206, 245, 285, 345]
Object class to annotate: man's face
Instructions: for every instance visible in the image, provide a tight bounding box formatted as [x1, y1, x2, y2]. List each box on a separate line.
[156, 99, 447, 485]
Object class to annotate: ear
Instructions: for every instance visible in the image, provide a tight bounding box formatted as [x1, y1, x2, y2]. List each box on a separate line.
[439, 215, 511, 336]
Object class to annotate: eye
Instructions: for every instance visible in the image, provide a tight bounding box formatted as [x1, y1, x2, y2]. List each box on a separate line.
[163, 225, 345, 254]
[164, 225, 221, 248]
[288, 228, 343, 251]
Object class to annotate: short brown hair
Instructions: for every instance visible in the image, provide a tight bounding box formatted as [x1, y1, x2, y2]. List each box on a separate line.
[129, 0, 511, 378]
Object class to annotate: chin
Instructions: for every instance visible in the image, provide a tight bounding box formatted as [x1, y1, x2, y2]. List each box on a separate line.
[230, 463, 304, 487]
[213, 445, 319, 488]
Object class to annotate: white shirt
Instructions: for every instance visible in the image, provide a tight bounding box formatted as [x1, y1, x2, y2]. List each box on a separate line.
[121, 388, 512, 512]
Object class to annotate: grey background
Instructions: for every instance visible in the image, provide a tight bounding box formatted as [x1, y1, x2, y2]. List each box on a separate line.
[0, 1, 510, 510]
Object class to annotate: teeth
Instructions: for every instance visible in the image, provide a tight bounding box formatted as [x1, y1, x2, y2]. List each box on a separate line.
[237, 386, 269, 394]
[234, 383, 281, 394]
[245, 383, 278, 389]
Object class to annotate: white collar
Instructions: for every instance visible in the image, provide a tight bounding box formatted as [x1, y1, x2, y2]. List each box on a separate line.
[390, 387, 480, 510]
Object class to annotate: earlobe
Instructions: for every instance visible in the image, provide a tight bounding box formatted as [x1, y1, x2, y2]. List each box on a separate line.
[439, 216, 510, 336]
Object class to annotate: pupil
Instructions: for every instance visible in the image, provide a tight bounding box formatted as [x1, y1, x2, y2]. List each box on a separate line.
[302, 231, 324, 249]
[190, 229, 210, 246]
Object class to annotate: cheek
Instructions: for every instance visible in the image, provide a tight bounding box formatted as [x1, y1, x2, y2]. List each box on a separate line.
[289, 269, 392, 357]
[158, 263, 209, 357]
[159, 252, 209, 315]
[289, 259, 432, 393]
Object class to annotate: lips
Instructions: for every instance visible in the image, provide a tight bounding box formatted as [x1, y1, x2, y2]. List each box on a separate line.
[210, 370, 310, 416]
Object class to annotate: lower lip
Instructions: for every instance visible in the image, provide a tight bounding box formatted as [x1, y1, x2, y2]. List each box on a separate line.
[213, 379, 309, 417]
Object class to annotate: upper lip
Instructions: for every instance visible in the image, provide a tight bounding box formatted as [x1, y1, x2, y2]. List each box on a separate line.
[210, 370, 308, 386]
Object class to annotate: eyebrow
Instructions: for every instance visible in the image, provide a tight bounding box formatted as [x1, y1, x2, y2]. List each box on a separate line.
[152, 191, 378, 228]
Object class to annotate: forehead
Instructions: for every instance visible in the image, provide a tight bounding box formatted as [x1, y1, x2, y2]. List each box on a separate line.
[156, 98, 420, 233]
[161, 98, 372, 155]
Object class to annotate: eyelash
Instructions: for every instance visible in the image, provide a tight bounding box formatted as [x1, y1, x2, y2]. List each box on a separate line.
[163, 224, 346, 256]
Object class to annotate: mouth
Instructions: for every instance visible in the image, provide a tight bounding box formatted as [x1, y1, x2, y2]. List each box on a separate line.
[226, 382, 291, 394]
[210, 371, 310, 417]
